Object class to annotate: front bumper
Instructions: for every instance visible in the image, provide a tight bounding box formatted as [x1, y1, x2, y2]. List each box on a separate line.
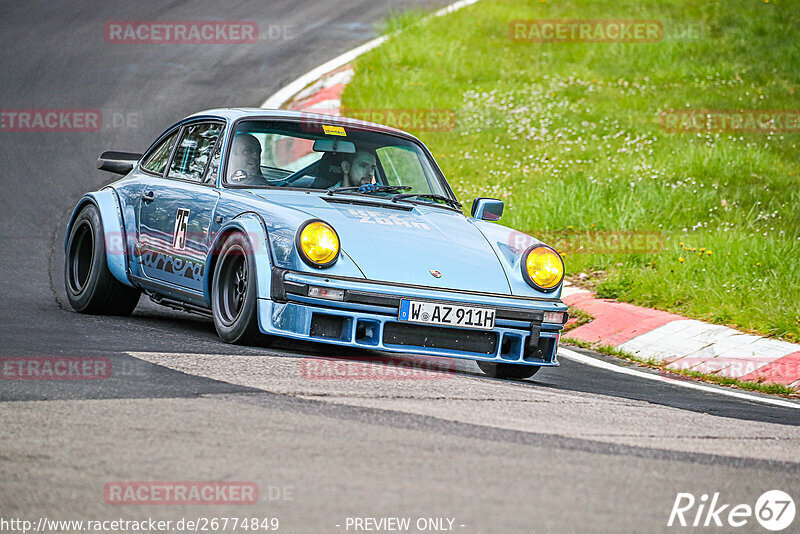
[259, 269, 568, 366]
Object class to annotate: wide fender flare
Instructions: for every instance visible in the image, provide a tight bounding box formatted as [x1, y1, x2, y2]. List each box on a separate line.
[65, 190, 134, 288]
[203, 213, 272, 304]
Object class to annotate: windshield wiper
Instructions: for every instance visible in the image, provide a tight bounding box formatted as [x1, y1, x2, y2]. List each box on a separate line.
[391, 193, 462, 209]
[327, 184, 411, 196]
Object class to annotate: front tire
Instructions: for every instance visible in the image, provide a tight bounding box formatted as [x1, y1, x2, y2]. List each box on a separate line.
[64, 204, 140, 315]
[477, 361, 541, 380]
[211, 233, 262, 345]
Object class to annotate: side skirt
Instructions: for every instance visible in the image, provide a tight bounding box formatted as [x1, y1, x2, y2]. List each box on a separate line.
[129, 273, 210, 313]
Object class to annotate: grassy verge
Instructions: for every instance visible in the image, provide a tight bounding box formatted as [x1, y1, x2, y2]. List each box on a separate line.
[343, 0, 800, 341]
[562, 337, 798, 397]
[563, 306, 593, 332]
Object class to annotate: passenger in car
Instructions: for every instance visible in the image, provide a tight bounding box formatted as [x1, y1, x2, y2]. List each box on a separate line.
[227, 133, 266, 185]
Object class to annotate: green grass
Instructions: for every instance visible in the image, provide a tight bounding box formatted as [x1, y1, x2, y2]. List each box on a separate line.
[563, 306, 593, 332]
[343, 0, 800, 341]
[562, 338, 798, 397]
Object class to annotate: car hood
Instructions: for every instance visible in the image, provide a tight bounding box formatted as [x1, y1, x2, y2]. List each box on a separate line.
[249, 191, 512, 294]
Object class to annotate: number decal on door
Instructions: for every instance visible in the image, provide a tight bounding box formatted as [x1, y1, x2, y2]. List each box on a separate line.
[172, 208, 190, 250]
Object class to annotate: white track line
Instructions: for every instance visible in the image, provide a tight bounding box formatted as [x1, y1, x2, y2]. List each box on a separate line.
[261, 0, 482, 109]
[261, 37, 387, 109]
[559, 348, 800, 410]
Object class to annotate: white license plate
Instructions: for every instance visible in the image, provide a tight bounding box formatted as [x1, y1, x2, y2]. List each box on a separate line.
[398, 299, 496, 330]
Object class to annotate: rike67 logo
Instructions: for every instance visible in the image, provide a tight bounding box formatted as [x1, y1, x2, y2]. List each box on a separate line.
[668, 490, 795, 531]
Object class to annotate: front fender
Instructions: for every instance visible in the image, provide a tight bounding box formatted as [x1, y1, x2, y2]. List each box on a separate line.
[203, 213, 273, 304]
[468, 219, 563, 299]
[65, 189, 134, 288]
[257, 209, 365, 278]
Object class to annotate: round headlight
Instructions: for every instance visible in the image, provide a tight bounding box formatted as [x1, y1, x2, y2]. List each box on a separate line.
[297, 221, 340, 268]
[523, 245, 564, 291]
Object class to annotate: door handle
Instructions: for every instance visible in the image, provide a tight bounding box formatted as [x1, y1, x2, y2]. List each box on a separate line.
[141, 191, 155, 202]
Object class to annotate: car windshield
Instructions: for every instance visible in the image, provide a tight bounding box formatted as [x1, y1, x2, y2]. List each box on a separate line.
[224, 119, 453, 203]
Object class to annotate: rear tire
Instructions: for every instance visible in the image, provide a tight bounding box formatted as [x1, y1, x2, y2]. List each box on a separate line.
[477, 361, 540, 380]
[64, 204, 140, 315]
[211, 232, 263, 345]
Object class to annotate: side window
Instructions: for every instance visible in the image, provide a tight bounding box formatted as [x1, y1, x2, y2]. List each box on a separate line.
[141, 130, 178, 175]
[168, 122, 223, 183]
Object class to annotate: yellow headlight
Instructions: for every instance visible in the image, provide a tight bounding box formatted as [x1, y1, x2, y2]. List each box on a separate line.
[524, 246, 564, 290]
[299, 221, 340, 267]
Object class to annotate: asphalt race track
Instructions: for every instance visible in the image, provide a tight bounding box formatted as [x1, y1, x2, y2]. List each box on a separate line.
[1, 1, 799, 533]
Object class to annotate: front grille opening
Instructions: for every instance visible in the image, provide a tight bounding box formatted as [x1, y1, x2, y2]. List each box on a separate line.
[310, 313, 352, 342]
[383, 322, 498, 355]
[355, 319, 380, 346]
[523, 336, 556, 363]
[499, 334, 523, 361]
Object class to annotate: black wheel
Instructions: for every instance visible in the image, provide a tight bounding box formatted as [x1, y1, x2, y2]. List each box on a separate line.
[477, 361, 541, 379]
[211, 232, 264, 345]
[64, 204, 140, 315]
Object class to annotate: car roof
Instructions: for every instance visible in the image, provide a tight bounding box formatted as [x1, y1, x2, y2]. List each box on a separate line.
[186, 108, 422, 143]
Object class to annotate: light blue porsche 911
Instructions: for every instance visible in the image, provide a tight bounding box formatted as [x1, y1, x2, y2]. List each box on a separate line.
[65, 109, 568, 379]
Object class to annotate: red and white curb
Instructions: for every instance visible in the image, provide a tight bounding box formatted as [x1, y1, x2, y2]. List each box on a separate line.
[285, 64, 353, 116]
[562, 284, 800, 390]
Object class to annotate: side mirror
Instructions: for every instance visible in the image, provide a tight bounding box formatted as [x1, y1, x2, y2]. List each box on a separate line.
[471, 198, 504, 221]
